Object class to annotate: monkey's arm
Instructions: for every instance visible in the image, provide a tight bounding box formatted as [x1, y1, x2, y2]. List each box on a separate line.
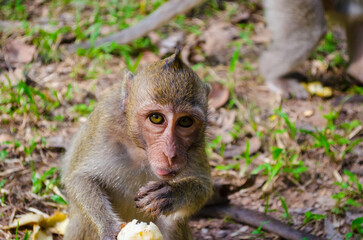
[135, 155, 213, 218]
[64, 172, 123, 238]
[171, 174, 213, 212]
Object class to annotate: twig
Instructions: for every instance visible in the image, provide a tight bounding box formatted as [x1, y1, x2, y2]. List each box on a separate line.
[197, 205, 319, 240]
[0, 228, 10, 239]
[349, 125, 363, 139]
[0, 167, 25, 177]
[197, 182, 319, 240]
[67, 0, 205, 52]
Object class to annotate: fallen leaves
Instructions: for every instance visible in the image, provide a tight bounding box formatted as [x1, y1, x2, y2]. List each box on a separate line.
[4, 39, 36, 65]
[3, 210, 68, 240]
[303, 82, 333, 98]
[201, 22, 239, 63]
[208, 82, 230, 109]
[0, 67, 23, 85]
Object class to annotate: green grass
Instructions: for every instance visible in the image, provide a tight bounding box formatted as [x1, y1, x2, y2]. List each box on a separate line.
[31, 167, 66, 205]
[238, 23, 254, 46]
[0, 0, 27, 20]
[251, 221, 268, 237]
[71, 100, 95, 116]
[332, 170, 363, 215]
[0, 79, 60, 119]
[300, 111, 362, 161]
[312, 32, 347, 68]
[347, 217, 363, 239]
[0, 179, 7, 206]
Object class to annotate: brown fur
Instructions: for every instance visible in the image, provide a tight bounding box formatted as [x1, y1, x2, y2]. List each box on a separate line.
[62, 53, 213, 240]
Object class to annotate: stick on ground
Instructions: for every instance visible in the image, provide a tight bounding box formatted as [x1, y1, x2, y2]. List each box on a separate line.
[67, 0, 205, 52]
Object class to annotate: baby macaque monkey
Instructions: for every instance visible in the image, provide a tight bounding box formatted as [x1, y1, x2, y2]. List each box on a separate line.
[260, 0, 363, 98]
[62, 51, 213, 240]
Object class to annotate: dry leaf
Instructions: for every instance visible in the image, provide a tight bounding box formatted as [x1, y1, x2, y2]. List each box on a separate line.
[251, 29, 271, 43]
[202, 22, 239, 62]
[208, 82, 229, 109]
[223, 137, 261, 158]
[303, 82, 333, 98]
[45, 135, 67, 151]
[147, 31, 161, 45]
[0, 133, 13, 142]
[6, 213, 45, 229]
[159, 32, 184, 55]
[231, 12, 250, 24]
[303, 110, 314, 117]
[202, 22, 239, 57]
[4, 211, 68, 238]
[32, 225, 53, 240]
[4, 39, 36, 64]
[40, 211, 66, 228]
[48, 218, 69, 235]
[100, 25, 117, 36]
[324, 217, 344, 240]
[0, 68, 23, 85]
[139, 51, 160, 66]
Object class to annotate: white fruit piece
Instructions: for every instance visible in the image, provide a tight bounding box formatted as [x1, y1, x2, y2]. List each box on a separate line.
[117, 219, 164, 240]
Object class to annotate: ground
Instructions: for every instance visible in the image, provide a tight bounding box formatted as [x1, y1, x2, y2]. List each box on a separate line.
[0, 0, 363, 239]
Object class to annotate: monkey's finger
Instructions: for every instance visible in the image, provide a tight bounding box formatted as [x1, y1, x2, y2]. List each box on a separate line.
[136, 191, 174, 216]
[136, 199, 161, 217]
[144, 198, 173, 217]
[145, 202, 162, 217]
[135, 181, 168, 200]
[135, 193, 159, 208]
[135, 184, 172, 207]
[135, 194, 155, 208]
[155, 185, 172, 200]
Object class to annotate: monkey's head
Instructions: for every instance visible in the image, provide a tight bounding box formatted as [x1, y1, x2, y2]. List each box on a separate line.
[124, 51, 210, 179]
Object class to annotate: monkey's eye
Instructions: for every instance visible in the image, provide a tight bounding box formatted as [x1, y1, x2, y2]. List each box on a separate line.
[149, 114, 164, 124]
[178, 116, 193, 128]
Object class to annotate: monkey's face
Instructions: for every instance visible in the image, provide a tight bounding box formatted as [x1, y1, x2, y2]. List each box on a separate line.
[136, 103, 206, 180]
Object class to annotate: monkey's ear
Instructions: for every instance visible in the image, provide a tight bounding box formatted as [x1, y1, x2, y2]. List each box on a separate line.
[124, 70, 134, 82]
[121, 70, 134, 112]
[204, 83, 211, 97]
[174, 46, 181, 61]
[164, 47, 183, 70]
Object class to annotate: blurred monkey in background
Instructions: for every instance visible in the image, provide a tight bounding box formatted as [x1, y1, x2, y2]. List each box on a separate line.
[259, 0, 363, 99]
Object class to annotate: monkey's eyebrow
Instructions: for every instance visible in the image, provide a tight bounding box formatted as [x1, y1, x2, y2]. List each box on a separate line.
[176, 106, 205, 120]
[137, 103, 164, 114]
[138, 104, 205, 120]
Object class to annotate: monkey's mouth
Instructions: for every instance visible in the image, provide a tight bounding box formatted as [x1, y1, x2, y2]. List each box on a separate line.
[156, 168, 178, 178]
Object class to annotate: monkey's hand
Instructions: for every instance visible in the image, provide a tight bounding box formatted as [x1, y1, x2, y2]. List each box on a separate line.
[135, 181, 174, 217]
[135, 176, 212, 218]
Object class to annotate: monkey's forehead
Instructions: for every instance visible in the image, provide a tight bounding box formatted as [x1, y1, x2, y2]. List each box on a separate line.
[152, 72, 207, 105]
[132, 56, 208, 107]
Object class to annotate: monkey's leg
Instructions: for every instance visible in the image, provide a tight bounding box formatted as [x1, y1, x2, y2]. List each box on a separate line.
[64, 174, 122, 240]
[259, 0, 327, 99]
[347, 20, 363, 84]
[64, 204, 98, 240]
[156, 217, 193, 240]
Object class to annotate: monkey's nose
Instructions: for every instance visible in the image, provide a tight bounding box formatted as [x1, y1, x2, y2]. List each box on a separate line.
[163, 152, 176, 166]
